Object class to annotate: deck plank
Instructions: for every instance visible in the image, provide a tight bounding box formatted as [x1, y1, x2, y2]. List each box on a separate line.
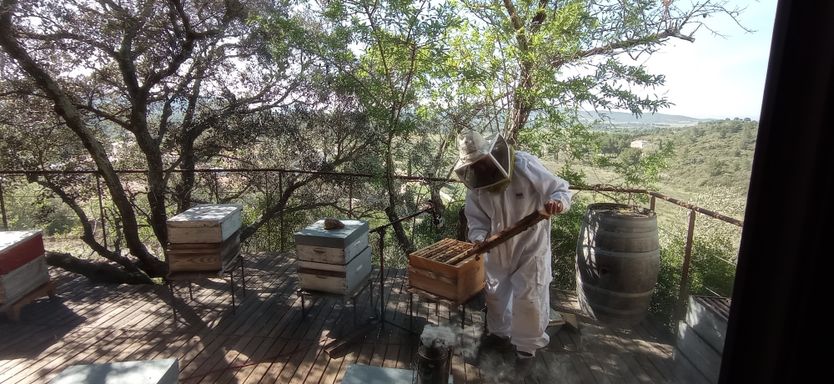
[0, 256, 680, 384]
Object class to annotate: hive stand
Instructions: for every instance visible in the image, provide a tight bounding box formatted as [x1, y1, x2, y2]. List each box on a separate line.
[407, 285, 484, 330]
[297, 273, 374, 326]
[165, 253, 246, 325]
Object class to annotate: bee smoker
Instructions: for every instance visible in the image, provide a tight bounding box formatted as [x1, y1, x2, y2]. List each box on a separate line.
[416, 336, 452, 384]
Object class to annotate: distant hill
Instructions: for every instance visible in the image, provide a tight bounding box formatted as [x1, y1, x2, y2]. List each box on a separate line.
[580, 111, 712, 130]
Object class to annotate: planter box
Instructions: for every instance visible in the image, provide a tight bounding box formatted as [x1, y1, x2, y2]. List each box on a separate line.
[167, 204, 242, 244]
[298, 246, 372, 294]
[407, 238, 485, 305]
[294, 220, 369, 250]
[0, 230, 45, 274]
[166, 231, 241, 273]
[0, 256, 50, 305]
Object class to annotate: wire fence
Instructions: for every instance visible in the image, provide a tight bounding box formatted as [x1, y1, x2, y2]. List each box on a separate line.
[0, 168, 744, 327]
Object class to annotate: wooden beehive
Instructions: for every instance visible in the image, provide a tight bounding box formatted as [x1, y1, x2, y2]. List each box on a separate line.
[166, 231, 241, 272]
[297, 246, 372, 294]
[408, 238, 485, 304]
[166, 204, 242, 273]
[167, 204, 242, 244]
[0, 231, 45, 274]
[294, 220, 369, 264]
[1, 231, 50, 305]
[294, 219, 371, 294]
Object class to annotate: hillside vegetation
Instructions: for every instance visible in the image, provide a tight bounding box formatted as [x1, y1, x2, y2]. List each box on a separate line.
[569, 118, 757, 329]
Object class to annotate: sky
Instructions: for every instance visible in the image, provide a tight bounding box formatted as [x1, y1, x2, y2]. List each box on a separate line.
[634, 0, 779, 120]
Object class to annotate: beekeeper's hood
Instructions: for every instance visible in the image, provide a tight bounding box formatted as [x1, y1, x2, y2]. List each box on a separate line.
[454, 130, 513, 190]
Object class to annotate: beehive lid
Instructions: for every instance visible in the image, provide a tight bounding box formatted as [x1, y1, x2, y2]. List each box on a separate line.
[167, 204, 241, 227]
[294, 220, 368, 248]
[0, 230, 41, 253]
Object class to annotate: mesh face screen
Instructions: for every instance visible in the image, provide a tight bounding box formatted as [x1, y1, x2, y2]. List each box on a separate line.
[454, 134, 511, 189]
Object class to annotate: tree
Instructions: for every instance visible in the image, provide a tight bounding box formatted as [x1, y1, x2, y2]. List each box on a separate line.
[288, 0, 459, 254]
[451, 0, 743, 179]
[0, 0, 375, 281]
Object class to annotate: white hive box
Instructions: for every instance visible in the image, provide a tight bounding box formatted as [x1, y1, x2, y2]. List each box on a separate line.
[298, 246, 372, 294]
[295, 220, 369, 264]
[167, 204, 242, 244]
[294, 220, 371, 294]
[1, 256, 50, 305]
[166, 204, 243, 273]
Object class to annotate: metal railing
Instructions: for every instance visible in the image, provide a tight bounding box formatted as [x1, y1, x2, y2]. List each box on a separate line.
[0, 168, 744, 324]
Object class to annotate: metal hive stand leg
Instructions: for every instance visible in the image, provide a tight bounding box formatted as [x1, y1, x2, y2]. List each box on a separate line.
[228, 269, 236, 313]
[167, 280, 178, 325]
[239, 255, 246, 296]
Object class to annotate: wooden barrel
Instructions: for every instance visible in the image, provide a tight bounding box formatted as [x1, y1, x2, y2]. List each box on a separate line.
[576, 203, 660, 328]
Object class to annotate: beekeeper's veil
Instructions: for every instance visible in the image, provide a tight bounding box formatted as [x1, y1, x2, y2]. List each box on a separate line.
[454, 130, 513, 190]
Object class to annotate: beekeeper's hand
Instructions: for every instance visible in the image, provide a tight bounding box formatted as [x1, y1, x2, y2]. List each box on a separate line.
[544, 200, 564, 215]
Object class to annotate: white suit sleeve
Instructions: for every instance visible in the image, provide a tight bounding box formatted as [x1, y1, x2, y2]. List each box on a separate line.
[518, 152, 572, 213]
[464, 190, 490, 242]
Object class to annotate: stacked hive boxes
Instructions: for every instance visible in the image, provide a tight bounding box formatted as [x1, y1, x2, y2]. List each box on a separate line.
[166, 204, 242, 273]
[0, 230, 51, 305]
[294, 220, 371, 294]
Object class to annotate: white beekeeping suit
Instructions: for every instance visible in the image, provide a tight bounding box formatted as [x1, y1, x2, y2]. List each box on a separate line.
[458, 131, 571, 357]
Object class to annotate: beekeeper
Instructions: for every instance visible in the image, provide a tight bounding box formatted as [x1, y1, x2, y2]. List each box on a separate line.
[456, 129, 571, 364]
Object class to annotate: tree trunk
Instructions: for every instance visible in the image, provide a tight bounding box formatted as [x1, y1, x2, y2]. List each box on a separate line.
[384, 129, 414, 254]
[46, 251, 153, 285]
[0, 9, 165, 277]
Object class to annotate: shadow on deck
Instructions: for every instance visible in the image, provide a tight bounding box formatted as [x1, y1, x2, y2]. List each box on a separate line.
[0, 252, 690, 383]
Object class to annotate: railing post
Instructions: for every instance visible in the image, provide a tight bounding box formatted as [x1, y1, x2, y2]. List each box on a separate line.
[266, 173, 272, 252]
[676, 209, 697, 323]
[348, 177, 354, 217]
[96, 174, 108, 249]
[378, 227, 386, 327]
[279, 171, 285, 253]
[650, 195, 656, 211]
[0, 177, 8, 230]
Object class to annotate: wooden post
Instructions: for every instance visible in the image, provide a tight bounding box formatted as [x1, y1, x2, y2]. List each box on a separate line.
[650, 195, 656, 212]
[676, 209, 697, 323]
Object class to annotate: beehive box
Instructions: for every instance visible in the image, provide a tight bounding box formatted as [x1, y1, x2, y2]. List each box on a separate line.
[166, 231, 241, 272]
[294, 220, 369, 264]
[0, 231, 45, 274]
[167, 204, 242, 244]
[408, 238, 485, 304]
[1, 231, 50, 305]
[297, 246, 372, 294]
[1, 256, 50, 305]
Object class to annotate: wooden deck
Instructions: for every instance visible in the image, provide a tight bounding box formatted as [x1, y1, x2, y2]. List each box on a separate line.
[0, 252, 687, 383]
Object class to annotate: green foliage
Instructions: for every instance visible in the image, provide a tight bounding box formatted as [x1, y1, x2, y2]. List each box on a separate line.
[2, 182, 78, 236]
[652, 230, 738, 332]
[644, 118, 757, 196]
[550, 199, 588, 290]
